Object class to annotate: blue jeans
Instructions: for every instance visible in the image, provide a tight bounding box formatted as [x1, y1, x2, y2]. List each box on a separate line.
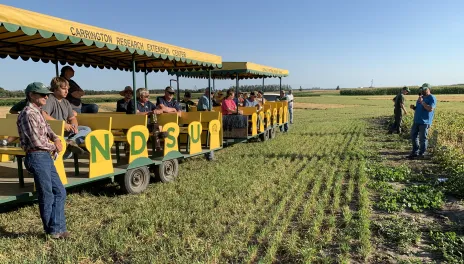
[64, 126, 91, 158]
[411, 123, 430, 155]
[73, 103, 99, 113]
[25, 152, 67, 235]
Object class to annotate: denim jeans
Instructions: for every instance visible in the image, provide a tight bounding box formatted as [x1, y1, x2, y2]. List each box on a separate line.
[411, 123, 430, 155]
[25, 152, 67, 235]
[64, 126, 92, 159]
[73, 103, 99, 114]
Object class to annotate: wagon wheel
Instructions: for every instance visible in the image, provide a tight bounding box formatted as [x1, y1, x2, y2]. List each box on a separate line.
[259, 130, 270, 142]
[155, 159, 179, 183]
[269, 128, 277, 139]
[119, 166, 150, 194]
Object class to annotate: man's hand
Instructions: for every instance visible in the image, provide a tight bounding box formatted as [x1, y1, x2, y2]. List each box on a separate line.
[418, 96, 423, 104]
[410, 104, 415, 110]
[64, 123, 74, 132]
[54, 139, 63, 153]
[404, 111, 408, 116]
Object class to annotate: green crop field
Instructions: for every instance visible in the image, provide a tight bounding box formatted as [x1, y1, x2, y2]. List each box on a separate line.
[1, 94, 464, 263]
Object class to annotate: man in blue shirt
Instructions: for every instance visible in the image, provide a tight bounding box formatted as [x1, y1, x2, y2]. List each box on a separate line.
[243, 91, 260, 109]
[156, 87, 181, 114]
[407, 83, 437, 159]
[197, 87, 214, 111]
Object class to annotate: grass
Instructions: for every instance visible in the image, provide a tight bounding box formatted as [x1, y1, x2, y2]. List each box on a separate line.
[1, 93, 464, 262]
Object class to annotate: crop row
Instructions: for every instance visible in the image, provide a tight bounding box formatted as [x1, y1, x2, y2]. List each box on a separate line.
[341, 86, 464, 96]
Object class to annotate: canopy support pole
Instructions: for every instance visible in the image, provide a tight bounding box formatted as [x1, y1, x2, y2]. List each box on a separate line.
[262, 77, 265, 92]
[132, 54, 137, 114]
[279, 77, 282, 96]
[208, 70, 212, 111]
[213, 78, 215, 91]
[144, 62, 148, 88]
[236, 74, 239, 114]
[176, 75, 180, 101]
[54, 51, 59, 77]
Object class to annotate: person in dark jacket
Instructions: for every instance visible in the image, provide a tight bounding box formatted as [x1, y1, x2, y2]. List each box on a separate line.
[60, 66, 99, 113]
[116, 86, 133, 112]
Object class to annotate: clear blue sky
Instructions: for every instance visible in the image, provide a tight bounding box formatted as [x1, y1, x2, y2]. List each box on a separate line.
[1, 0, 463, 91]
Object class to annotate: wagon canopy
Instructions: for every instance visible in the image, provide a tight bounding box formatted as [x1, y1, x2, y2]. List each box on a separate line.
[0, 4, 222, 72]
[169, 62, 289, 79]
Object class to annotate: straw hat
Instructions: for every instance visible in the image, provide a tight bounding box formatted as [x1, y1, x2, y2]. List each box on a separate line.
[119, 86, 133, 96]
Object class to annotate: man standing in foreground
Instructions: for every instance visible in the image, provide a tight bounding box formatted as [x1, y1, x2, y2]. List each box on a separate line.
[407, 83, 437, 159]
[17, 82, 70, 239]
[388, 86, 410, 134]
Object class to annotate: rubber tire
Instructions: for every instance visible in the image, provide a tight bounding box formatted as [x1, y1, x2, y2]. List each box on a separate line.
[205, 151, 215, 161]
[269, 128, 277, 139]
[259, 130, 269, 142]
[155, 159, 179, 183]
[119, 166, 150, 194]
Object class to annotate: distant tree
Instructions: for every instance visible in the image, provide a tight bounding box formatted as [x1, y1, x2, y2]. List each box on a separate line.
[336, 85, 340, 90]
[299, 86, 303, 92]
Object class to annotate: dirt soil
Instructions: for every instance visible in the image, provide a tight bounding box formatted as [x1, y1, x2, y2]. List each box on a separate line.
[367, 117, 464, 263]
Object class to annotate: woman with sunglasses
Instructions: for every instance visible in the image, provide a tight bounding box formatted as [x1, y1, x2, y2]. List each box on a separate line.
[126, 88, 165, 152]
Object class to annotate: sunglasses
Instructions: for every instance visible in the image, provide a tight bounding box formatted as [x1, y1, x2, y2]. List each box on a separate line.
[34, 92, 48, 97]
[142, 95, 150, 98]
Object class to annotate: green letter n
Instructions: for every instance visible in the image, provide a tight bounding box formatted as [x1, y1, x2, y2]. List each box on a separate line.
[90, 134, 110, 163]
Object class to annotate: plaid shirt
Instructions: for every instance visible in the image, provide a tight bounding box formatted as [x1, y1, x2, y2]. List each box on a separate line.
[17, 103, 58, 153]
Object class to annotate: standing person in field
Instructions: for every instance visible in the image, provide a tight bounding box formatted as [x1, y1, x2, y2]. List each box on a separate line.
[17, 82, 70, 239]
[116, 86, 133, 112]
[388, 86, 410, 134]
[42, 77, 90, 159]
[278, 90, 290, 132]
[287, 90, 294, 124]
[407, 83, 437, 159]
[60, 66, 99, 113]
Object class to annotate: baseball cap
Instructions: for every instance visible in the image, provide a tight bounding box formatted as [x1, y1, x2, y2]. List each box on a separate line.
[402, 86, 410, 93]
[165, 86, 175, 94]
[25, 82, 52, 95]
[420, 83, 431, 90]
[249, 91, 256, 96]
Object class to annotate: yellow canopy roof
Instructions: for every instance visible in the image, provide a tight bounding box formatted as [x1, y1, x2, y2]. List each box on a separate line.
[0, 4, 222, 72]
[170, 62, 289, 79]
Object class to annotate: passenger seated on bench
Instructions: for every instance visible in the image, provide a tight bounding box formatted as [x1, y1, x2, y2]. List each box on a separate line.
[42, 77, 90, 159]
[156, 87, 181, 116]
[222, 89, 243, 115]
[197, 87, 215, 111]
[257, 90, 267, 105]
[244, 91, 262, 111]
[116, 86, 133, 112]
[61, 66, 99, 114]
[126, 88, 165, 151]
[180, 91, 196, 112]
